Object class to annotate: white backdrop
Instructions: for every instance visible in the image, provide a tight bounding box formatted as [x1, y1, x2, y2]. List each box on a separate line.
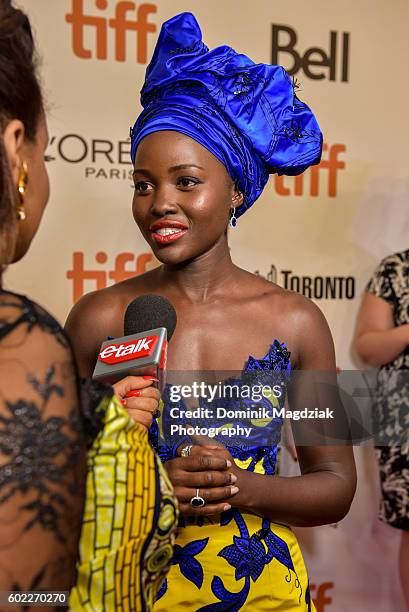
[8, 1, 409, 610]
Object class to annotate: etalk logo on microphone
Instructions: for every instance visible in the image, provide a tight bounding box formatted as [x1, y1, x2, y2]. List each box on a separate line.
[98, 335, 158, 364]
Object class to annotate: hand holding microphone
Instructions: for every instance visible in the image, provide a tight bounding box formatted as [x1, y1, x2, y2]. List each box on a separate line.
[93, 294, 177, 428]
[93, 294, 238, 510]
[113, 375, 160, 429]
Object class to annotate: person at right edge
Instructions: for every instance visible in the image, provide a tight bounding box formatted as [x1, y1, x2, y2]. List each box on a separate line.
[355, 251, 409, 610]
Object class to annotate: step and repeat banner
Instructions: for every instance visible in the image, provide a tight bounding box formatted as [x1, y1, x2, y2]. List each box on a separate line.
[9, 1, 409, 610]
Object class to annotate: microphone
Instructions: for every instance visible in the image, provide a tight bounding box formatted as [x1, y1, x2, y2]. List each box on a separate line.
[92, 294, 177, 391]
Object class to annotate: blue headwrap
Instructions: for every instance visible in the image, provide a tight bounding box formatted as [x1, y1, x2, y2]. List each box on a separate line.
[130, 12, 322, 218]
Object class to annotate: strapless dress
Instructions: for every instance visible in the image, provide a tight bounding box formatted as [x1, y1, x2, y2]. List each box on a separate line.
[149, 340, 315, 612]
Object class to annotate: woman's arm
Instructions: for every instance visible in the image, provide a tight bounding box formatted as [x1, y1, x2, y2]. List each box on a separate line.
[354, 293, 409, 366]
[228, 446, 355, 527]
[189, 299, 357, 526]
[0, 299, 85, 594]
[65, 289, 121, 378]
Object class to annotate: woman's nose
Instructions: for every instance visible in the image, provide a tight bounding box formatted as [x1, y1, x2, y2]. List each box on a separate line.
[149, 187, 179, 216]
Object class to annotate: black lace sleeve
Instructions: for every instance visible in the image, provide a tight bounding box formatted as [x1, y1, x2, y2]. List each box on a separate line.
[0, 291, 86, 600]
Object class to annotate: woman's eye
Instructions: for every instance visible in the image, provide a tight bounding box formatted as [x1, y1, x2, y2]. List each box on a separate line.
[134, 181, 153, 193]
[44, 154, 55, 162]
[177, 177, 200, 189]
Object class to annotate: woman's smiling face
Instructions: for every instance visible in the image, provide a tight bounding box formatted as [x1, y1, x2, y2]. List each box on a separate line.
[132, 131, 242, 265]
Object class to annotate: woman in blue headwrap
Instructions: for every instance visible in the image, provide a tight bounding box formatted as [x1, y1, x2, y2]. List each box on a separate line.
[66, 13, 356, 611]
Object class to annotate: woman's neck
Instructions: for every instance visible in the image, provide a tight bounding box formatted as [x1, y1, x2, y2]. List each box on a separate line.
[160, 240, 238, 302]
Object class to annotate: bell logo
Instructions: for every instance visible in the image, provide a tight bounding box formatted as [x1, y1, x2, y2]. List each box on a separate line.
[272, 24, 350, 82]
[99, 336, 158, 364]
[65, 0, 157, 63]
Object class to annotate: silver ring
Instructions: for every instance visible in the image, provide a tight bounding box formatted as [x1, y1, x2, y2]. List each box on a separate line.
[181, 444, 193, 457]
[190, 488, 205, 508]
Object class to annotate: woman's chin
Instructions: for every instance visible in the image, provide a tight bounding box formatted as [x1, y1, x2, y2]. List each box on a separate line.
[154, 252, 189, 266]
[150, 244, 192, 266]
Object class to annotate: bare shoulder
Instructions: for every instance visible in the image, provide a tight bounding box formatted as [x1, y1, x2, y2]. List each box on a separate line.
[64, 270, 160, 376]
[273, 288, 335, 369]
[65, 284, 124, 333]
[247, 271, 326, 322]
[247, 273, 334, 368]
[65, 269, 159, 331]
[274, 284, 329, 327]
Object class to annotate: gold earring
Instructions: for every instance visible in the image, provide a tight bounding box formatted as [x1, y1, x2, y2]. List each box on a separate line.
[16, 162, 28, 221]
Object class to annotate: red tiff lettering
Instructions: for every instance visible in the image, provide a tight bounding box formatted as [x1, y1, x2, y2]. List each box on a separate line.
[310, 582, 334, 612]
[65, 0, 157, 62]
[66, 251, 154, 303]
[274, 143, 345, 197]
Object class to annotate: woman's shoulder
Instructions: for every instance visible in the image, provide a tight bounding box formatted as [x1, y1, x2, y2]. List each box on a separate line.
[0, 289, 66, 342]
[245, 274, 331, 364]
[247, 272, 325, 321]
[365, 250, 409, 294]
[65, 272, 155, 332]
[64, 272, 159, 376]
[64, 285, 128, 366]
[261, 284, 334, 369]
[0, 290, 76, 391]
[376, 249, 409, 271]
[0, 287, 37, 313]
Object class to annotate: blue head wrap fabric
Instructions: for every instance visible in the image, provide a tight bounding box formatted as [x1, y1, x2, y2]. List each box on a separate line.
[130, 12, 322, 218]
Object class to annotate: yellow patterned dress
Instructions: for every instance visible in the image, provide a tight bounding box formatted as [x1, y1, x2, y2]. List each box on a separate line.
[151, 341, 315, 612]
[70, 394, 178, 611]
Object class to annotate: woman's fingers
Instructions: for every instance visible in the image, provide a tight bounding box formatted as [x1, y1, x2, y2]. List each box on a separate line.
[122, 387, 160, 414]
[117, 384, 161, 427]
[178, 501, 232, 516]
[171, 468, 236, 488]
[113, 375, 158, 398]
[176, 454, 232, 472]
[123, 386, 160, 404]
[175, 485, 239, 504]
[125, 409, 154, 429]
[123, 397, 159, 429]
[190, 433, 224, 448]
[179, 444, 216, 458]
[125, 396, 159, 413]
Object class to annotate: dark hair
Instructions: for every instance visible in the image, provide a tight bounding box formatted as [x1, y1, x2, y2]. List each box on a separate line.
[0, 0, 43, 262]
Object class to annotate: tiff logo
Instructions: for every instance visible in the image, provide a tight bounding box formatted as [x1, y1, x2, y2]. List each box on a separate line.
[65, 0, 157, 62]
[67, 251, 154, 302]
[310, 582, 333, 612]
[274, 143, 346, 197]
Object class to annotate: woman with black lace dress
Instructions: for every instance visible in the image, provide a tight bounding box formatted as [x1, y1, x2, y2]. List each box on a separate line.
[0, 2, 176, 608]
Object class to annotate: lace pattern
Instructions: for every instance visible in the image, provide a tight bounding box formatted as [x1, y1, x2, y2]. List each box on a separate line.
[0, 290, 87, 594]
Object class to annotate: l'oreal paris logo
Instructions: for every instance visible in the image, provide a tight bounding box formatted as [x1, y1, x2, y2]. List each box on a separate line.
[99, 335, 158, 364]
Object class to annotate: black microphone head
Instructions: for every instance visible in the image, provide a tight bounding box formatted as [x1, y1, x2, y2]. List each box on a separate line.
[124, 294, 177, 341]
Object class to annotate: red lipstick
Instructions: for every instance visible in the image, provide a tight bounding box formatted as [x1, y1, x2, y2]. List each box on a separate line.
[149, 220, 188, 245]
